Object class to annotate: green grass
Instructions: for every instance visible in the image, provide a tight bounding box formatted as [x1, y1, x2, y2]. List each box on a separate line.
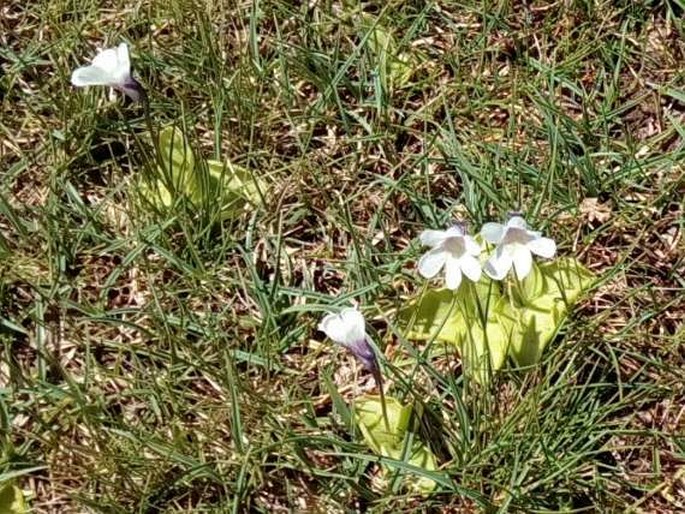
[1, 0, 684, 512]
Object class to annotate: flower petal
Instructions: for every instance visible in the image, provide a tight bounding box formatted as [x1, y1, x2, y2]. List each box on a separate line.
[91, 47, 120, 74]
[512, 246, 533, 279]
[463, 235, 481, 256]
[318, 313, 347, 344]
[75, 44, 132, 89]
[460, 254, 482, 283]
[116, 43, 130, 71]
[528, 237, 556, 258]
[338, 308, 366, 344]
[444, 257, 463, 290]
[71, 65, 113, 87]
[419, 229, 448, 247]
[480, 222, 504, 244]
[319, 308, 366, 346]
[484, 250, 513, 280]
[507, 216, 528, 229]
[444, 225, 465, 238]
[417, 248, 446, 279]
[112, 43, 132, 84]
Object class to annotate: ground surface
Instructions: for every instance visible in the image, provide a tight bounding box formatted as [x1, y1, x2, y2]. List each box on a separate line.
[1, 1, 684, 512]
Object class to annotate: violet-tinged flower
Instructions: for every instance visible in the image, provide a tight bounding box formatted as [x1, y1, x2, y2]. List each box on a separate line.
[417, 225, 482, 290]
[319, 307, 390, 430]
[481, 215, 556, 280]
[318, 307, 379, 373]
[71, 42, 145, 102]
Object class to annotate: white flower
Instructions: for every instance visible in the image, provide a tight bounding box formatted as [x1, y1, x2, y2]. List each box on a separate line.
[417, 225, 482, 290]
[481, 216, 556, 280]
[71, 43, 144, 102]
[318, 308, 377, 372]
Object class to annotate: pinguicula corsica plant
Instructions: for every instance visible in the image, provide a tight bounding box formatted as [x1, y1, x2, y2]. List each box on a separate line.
[70, 42, 264, 220]
[319, 213, 593, 492]
[403, 212, 593, 383]
[319, 306, 441, 493]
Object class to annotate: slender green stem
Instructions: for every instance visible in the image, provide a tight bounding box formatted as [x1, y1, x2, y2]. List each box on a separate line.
[372, 366, 391, 433]
[141, 92, 164, 172]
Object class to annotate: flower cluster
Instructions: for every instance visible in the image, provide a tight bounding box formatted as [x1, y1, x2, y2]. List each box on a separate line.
[418, 215, 556, 289]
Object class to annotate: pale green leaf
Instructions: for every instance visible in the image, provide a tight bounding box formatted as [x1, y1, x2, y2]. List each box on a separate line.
[157, 126, 198, 195]
[137, 126, 199, 211]
[518, 262, 547, 300]
[354, 396, 439, 493]
[136, 179, 174, 209]
[206, 159, 264, 217]
[361, 16, 416, 91]
[506, 303, 561, 367]
[0, 482, 27, 514]
[137, 127, 266, 219]
[399, 281, 510, 383]
[462, 297, 515, 384]
[508, 258, 594, 366]
[355, 395, 412, 453]
[399, 288, 462, 343]
[540, 257, 595, 304]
